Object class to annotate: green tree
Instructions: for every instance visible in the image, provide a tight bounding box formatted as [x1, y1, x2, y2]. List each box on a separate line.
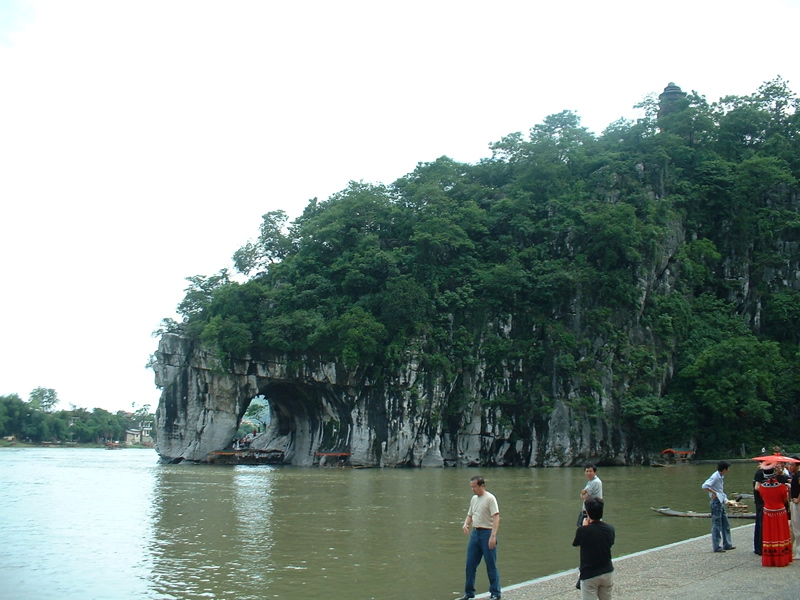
[324, 306, 387, 368]
[178, 270, 232, 321]
[201, 315, 253, 358]
[681, 337, 784, 451]
[763, 291, 800, 343]
[232, 210, 291, 276]
[0, 394, 27, 438]
[28, 387, 59, 413]
[674, 238, 721, 293]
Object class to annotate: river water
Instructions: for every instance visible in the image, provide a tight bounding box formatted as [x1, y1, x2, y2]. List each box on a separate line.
[0, 448, 759, 600]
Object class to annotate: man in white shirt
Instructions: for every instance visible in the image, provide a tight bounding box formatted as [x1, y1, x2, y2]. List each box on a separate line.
[577, 465, 603, 527]
[702, 460, 734, 553]
[459, 476, 501, 600]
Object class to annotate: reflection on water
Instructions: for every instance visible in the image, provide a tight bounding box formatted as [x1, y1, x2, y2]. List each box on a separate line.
[150, 465, 248, 598]
[0, 449, 759, 600]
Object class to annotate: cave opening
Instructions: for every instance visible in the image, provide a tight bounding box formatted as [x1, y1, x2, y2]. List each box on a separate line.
[236, 381, 349, 464]
[242, 382, 319, 435]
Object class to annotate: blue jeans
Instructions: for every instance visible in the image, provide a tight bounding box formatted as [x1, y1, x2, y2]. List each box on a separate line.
[710, 498, 732, 551]
[465, 528, 500, 597]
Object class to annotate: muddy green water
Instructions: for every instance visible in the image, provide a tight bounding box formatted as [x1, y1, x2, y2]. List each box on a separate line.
[0, 448, 758, 600]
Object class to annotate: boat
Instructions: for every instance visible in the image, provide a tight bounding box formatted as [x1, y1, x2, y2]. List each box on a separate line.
[651, 447, 696, 466]
[207, 448, 285, 465]
[650, 506, 756, 519]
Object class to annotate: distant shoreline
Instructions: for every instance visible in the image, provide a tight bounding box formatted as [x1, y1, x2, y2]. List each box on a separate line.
[0, 441, 155, 450]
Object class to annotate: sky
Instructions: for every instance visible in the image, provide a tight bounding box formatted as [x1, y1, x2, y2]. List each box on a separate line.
[2, 0, 799, 414]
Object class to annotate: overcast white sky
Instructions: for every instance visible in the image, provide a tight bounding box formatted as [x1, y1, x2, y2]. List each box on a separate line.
[1, 0, 799, 414]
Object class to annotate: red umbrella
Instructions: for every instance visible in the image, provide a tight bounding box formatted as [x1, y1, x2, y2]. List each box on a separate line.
[751, 454, 800, 464]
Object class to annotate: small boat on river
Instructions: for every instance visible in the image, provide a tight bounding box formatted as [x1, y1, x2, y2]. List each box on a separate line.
[650, 506, 756, 519]
[207, 448, 285, 465]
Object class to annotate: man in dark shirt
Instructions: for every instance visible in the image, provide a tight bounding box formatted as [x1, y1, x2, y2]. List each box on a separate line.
[572, 499, 615, 600]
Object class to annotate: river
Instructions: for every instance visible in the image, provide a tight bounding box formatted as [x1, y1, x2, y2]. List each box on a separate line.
[0, 448, 759, 600]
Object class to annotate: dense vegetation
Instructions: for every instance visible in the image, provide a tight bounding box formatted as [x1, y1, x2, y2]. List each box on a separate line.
[159, 78, 800, 457]
[0, 388, 155, 445]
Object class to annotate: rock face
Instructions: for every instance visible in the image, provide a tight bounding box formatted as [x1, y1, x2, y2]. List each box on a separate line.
[154, 221, 689, 468]
[153, 328, 648, 467]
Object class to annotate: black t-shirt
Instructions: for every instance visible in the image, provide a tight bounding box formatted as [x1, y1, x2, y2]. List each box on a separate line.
[572, 520, 615, 580]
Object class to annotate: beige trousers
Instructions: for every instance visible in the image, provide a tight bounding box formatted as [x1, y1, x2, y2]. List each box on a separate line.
[790, 501, 800, 557]
[581, 571, 613, 600]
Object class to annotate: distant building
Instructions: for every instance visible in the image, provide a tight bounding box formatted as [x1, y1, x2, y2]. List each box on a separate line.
[125, 420, 154, 445]
[658, 82, 688, 121]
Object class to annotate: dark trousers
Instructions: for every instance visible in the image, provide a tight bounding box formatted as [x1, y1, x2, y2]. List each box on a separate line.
[754, 503, 764, 554]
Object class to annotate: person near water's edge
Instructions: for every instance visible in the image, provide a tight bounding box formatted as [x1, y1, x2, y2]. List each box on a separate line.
[459, 475, 501, 600]
[573, 499, 615, 600]
[702, 460, 735, 553]
[755, 462, 793, 567]
[577, 465, 603, 527]
[754, 461, 789, 555]
[789, 458, 800, 559]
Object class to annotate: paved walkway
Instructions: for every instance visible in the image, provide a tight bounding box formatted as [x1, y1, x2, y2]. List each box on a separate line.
[491, 524, 797, 600]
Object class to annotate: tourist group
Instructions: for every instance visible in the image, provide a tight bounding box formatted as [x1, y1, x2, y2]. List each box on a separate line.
[702, 449, 800, 567]
[457, 465, 610, 600]
[456, 452, 800, 600]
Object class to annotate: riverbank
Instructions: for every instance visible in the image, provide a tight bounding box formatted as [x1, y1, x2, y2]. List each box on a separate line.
[494, 524, 796, 600]
[0, 441, 153, 449]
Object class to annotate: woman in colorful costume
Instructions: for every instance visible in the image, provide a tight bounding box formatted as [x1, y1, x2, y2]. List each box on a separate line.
[755, 463, 793, 567]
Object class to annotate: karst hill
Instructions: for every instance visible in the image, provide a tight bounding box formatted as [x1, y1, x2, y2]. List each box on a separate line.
[152, 79, 800, 466]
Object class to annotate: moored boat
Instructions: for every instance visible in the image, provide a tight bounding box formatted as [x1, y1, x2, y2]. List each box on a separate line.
[650, 506, 756, 519]
[207, 448, 285, 465]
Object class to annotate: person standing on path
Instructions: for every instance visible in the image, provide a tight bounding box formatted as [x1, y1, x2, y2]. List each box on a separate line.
[753, 461, 789, 555]
[755, 463, 793, 567]
[789, 458, 800, 559]
[573, 499, 615, 600]
[577, 465, 603, 527]
[702, 460, 735, 553]
[459, 475, 501, 600]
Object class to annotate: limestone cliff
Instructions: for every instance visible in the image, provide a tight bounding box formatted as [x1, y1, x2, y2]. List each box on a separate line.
[153, 296, 662, 468]
[154, 220, 684, 468]
[153, 241, 795, 467]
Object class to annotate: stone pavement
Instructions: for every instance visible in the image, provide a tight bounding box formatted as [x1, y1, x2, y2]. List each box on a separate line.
[488, 524, 798, 600]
